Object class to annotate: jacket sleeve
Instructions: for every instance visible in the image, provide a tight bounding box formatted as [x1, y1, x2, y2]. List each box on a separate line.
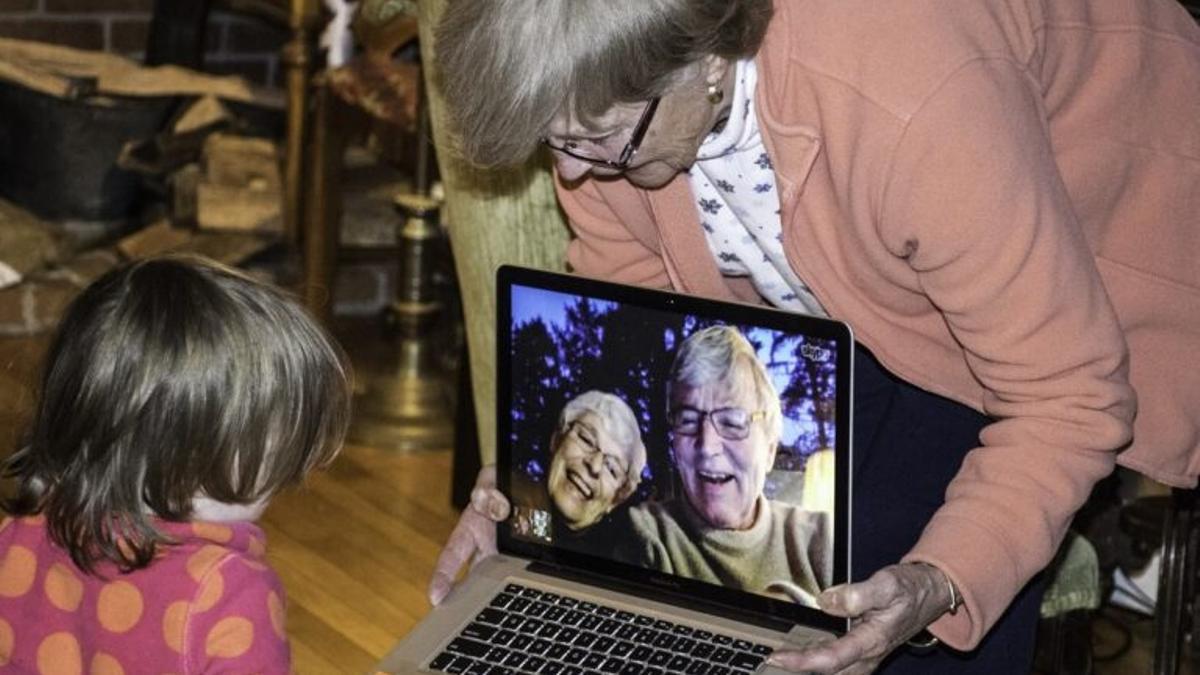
[184, 555, 292, 674]
[879, 57, 1135, 649]
[555, 176, 673, 289]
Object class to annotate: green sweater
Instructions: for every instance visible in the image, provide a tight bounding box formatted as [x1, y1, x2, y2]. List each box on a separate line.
[626, 496, 831, 607]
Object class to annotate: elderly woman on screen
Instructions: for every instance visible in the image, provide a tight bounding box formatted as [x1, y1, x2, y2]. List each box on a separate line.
[546, 390, 647, 533]
[430, 1, 1200, 673]
[625, 326, 831, 608]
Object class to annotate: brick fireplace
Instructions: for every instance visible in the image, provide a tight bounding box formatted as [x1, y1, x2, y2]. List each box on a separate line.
[0, 0, 288, 87]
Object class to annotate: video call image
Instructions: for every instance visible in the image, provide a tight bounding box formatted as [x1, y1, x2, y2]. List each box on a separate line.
[505, 285, 839, 608]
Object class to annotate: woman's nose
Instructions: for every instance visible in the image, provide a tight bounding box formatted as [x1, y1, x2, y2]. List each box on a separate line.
[553, 154, 594, 182]
[698, 416, 724, 454]
[585, 451, 604, 475]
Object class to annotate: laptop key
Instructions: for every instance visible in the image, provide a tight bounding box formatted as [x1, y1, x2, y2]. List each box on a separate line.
[729, 652, 764, 670]
[647, 650, 672, 667]
[529, 638, 552, 655]
[466, 661, 491, 675]
[666, 654, 692, 671]
[501, 652, 526, 668]
[672, 637, 697, 654]
[592, 636, 616, 653]
[510, 634, 533, 651]
[713, 635, 733, 646]
[629, 645, 653, 662]
[692, 643, 715, 659]
[491, 629, 516, 646]
[651, 633, 675, 649]
[582, 652, 606, 669]
[477, 608, 506, 625]
[501, 614, 525, 630]
[428, 651, 455, 671]
[610, 640, 634, 658]
[447, 656, 474, 674]
[574, 632, 598, 649]
[565, 647, 588, 664]
[446, 638, 491, 658]
[485, 646, 509, 661]
[490, 593, 515, 609]
[526, 602, 550, 618]
[525, 656, 548, 672]
[546, 643, 570, 660]
[711, 647, 735, 664]
[684, 661, 711, 675]
[541, 663, 564, 675]
[600, 657, 624, 673]
[751, 644, 773, 655]
[460, 622, 498, 642]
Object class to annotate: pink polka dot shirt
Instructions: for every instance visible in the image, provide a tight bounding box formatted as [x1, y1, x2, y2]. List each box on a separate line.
[0, 515, 290, 674]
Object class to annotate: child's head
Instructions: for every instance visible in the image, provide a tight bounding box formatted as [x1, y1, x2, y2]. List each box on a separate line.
[2, 255, 352, 573]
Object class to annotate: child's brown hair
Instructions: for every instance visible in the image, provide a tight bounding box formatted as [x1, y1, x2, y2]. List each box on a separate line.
[2, 255, 352, 574]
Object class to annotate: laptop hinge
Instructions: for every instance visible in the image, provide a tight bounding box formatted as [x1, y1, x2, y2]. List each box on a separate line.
[527, 560, 796, 634]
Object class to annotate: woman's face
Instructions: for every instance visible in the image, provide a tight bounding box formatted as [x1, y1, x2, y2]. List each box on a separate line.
[669, 371, 774, 530]
[543, 60, 733, 189]
[546, 411, 634, 530]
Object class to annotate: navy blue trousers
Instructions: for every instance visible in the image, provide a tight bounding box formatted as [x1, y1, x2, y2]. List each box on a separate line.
[851, 345, 1045, 674]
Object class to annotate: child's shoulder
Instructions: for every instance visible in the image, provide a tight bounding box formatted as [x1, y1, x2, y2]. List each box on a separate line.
[153, 520, 277, 583]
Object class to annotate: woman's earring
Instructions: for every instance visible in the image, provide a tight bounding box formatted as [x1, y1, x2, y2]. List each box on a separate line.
[706, 83, 724, 105]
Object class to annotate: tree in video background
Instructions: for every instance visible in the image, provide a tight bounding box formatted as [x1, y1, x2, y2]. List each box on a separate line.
[509, 288, 838, 505]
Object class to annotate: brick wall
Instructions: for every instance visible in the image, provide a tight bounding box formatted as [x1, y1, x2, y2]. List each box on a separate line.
[0, 0, 288, 88]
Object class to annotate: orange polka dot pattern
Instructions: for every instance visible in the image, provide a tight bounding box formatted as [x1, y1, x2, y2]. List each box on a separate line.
[0, 516, 291, 673]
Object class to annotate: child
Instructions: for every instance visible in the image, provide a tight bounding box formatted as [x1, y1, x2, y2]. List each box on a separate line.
[0, 255, 352, 673]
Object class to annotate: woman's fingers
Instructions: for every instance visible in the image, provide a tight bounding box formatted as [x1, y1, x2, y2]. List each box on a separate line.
[768, 564, 947, 673]
[428, 466, 504, 605]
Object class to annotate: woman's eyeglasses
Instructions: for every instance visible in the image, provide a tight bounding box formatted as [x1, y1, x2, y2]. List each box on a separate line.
[542, 97, 661, 170]
[669, 406, 766, 441]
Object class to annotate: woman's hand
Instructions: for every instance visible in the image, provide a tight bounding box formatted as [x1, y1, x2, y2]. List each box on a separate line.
[768, 562, 954, 674]
[427, 465, 512, 605]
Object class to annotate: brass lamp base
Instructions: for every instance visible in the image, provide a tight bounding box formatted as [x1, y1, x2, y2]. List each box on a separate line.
[347, 333, 456, 451]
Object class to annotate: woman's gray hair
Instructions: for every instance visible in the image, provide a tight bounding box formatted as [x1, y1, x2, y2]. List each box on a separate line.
[434, 0, 773, 167]
[552, 390, 647, 502]
[667, 325, 783, 447]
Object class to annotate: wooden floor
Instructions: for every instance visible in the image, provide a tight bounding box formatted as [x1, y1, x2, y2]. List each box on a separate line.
[260, 444, 458, 674]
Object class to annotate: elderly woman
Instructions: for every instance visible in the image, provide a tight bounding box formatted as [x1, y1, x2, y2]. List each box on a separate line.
[430, 1, 1200, 673]
[625, 326, 831, 607]
[544, 390, 647, 533]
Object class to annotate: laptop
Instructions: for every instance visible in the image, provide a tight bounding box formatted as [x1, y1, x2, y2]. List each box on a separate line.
[378, 265, 854, 675]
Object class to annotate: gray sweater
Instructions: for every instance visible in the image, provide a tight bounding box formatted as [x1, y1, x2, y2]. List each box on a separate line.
[627, 496, 832, 607]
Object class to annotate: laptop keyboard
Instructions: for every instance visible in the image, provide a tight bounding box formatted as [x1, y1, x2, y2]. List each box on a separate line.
[426, 583, 775, 675]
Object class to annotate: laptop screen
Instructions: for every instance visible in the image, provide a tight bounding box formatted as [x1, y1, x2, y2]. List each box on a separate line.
[496, 266, 852, 632]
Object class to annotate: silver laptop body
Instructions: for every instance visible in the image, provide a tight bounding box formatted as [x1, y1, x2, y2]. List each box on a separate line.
[379, 266, 854, 675]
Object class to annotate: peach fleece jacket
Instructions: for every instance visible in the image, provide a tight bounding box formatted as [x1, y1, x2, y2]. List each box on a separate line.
[556, 0, 1200, 651]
